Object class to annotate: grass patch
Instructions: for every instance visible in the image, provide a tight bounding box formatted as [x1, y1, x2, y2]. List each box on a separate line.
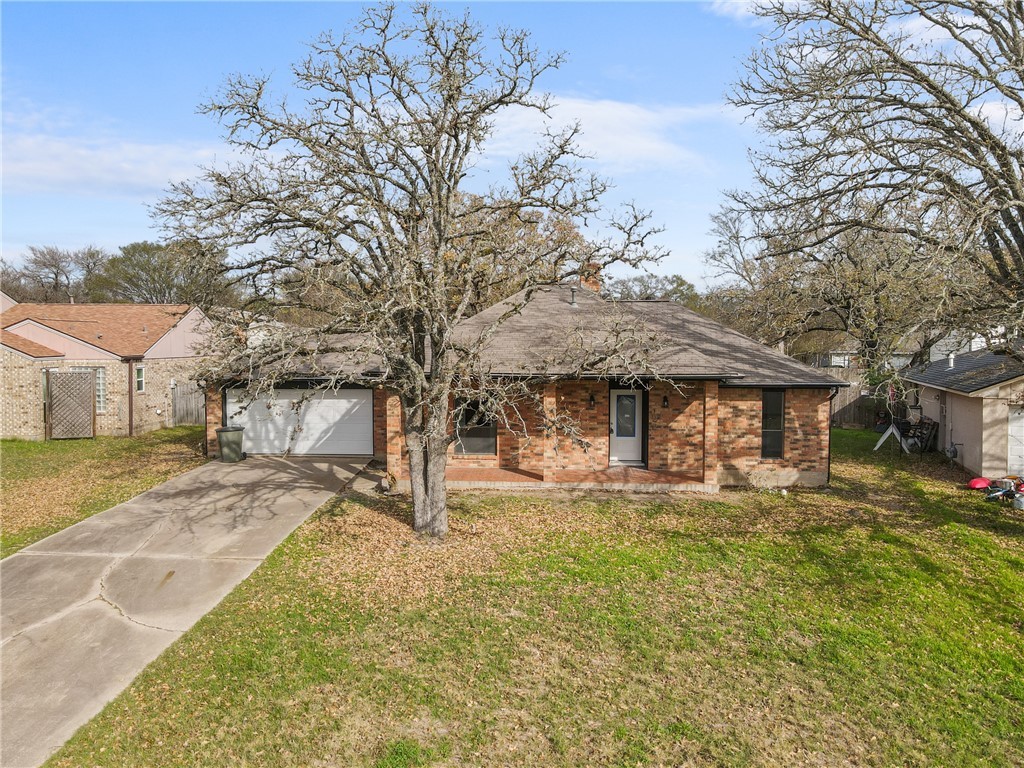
[47, 429, 1024, 766]
[1, 426, 207, 556]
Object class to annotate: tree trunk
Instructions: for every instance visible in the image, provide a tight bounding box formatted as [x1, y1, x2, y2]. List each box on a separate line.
[420, 437, 449, 537]
[403, 401, 450, 538]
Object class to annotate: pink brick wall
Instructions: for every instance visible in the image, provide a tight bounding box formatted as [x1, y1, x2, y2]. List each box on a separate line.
[717, 387, 831, 486]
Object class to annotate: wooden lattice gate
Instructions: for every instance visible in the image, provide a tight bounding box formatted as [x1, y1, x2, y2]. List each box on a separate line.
[45, 370, 96, 440]
[171, 382, 206, 426]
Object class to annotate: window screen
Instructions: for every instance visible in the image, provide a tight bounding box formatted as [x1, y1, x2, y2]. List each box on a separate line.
[761, 390, 785, 459]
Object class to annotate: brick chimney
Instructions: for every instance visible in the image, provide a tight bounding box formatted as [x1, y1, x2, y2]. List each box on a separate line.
[580, 262, 602, 292]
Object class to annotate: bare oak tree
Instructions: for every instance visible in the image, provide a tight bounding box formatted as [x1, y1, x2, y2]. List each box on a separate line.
[156, 3, 659, 537]
[1, 246, 109, 303]
[703, 206, 965, 375]
[730, 0, 1024, 336]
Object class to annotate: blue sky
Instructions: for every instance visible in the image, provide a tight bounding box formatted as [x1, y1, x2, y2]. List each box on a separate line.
[2, 1, 762, 287]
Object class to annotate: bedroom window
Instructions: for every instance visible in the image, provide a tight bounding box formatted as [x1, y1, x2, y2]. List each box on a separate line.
[761, 389, 785, 459]
[454, 400, 497, 455]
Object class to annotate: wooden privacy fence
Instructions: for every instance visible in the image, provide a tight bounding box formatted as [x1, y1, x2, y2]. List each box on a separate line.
[45, 370, 95, 439]
[172, 382, 206, 426]
[829, 367, 907, 428]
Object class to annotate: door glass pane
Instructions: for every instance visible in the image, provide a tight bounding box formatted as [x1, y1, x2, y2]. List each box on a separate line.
[616, 394, 636, 437]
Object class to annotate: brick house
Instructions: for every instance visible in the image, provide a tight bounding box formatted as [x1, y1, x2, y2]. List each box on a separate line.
[1, 301, 209, 440]
[207, 284, 846, 490]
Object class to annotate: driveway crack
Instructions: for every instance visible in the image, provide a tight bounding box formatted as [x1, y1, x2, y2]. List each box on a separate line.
[94, 513, 180, 634]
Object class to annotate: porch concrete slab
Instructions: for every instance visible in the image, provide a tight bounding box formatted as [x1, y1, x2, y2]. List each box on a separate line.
[1, 456, 364, 768]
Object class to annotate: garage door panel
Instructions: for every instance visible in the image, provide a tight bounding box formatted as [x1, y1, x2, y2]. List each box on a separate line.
[226, 388, 372, 455]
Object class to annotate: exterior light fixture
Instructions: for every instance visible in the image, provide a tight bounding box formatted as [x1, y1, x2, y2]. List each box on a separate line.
[589, 393, 596, 407]
[662, 395, 670, 408]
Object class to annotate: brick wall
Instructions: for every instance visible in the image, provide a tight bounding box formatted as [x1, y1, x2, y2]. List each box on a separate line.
[546, 380, 609, 472]
[447, 388, 549, 471]
[385, 389, 405, 479]
[717, 387, 831, 486]
[1, 351, 203, 440]
[205, 384, 224, 456]
[372, 388, 387, 459]
[647, 380, 704, 474]
[1, 350, 50, 439]
[131, 358, 205, 435]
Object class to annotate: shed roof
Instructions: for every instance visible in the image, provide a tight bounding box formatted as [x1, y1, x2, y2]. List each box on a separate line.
[903, 345, 1024, 394]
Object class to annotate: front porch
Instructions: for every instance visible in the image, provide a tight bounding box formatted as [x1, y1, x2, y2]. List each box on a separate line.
[430, 465, 718, 493]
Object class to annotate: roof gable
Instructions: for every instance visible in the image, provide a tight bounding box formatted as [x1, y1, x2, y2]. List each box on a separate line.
[0, 330, 63, 359]
[0, 303, 191, 358]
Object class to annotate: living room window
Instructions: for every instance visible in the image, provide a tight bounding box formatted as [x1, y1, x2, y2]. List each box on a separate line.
[454, 400, 497, 455]
[761, 389, 785, 459]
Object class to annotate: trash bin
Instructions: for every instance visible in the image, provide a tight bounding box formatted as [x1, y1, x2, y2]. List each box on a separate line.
[216, 425, 245, 463]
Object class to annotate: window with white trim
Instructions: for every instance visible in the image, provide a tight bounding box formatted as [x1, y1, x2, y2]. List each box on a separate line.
[135, 365, 145, 393]
[71, 366, 107, 413]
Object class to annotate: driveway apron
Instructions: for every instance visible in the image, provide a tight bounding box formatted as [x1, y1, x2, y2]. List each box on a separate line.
[1, 456, 364, 768]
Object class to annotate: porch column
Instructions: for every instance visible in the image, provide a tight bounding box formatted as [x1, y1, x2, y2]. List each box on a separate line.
[385, 391, 405, 480]
[703, 380, 719, 485]
[542, 382, 558, 481]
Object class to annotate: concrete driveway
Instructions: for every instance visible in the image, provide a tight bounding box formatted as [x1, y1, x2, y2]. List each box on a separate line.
[1, 456, 365, 768]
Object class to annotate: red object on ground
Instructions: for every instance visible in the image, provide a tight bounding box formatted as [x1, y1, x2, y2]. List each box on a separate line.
[967, 477, 992, 490]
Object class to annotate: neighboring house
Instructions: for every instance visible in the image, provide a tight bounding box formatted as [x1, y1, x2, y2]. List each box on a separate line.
[904, 346, 1024, 478]
[1, 302, 209, 440]
[206, 284, 847, 490]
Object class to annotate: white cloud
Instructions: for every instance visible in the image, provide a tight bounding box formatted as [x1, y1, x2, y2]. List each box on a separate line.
[976, 100, 1024, 139]
[2, 132, 227, 197]
[707, 0, 760, 23]
[486, 96, 741, 177]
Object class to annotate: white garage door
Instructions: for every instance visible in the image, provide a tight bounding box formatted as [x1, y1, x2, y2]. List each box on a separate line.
[1009, 406, 1024, 475]
[226, 388, 373, 455]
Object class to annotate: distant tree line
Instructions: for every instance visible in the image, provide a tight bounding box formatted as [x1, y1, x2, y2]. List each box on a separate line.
[0, 241, 235, 307]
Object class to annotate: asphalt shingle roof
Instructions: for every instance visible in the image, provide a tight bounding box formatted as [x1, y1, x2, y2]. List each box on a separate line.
[903, 345, 1024, 394]
[0, 304, 191, 358]
[0, 330, 63, 358]
[456, 285, 847, 387]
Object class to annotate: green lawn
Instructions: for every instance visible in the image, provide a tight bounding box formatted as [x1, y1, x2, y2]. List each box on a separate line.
[48, 429, 1024, 766]
[1, 426, 207, 557]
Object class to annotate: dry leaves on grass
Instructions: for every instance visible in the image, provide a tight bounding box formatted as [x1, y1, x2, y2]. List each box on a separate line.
[301, 493, 684, 608]
[1, 445, 204, 535]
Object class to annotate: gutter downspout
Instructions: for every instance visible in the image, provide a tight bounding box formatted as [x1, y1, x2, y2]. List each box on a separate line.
[827, 386, 840, 485]
[124, 356, 143, 436]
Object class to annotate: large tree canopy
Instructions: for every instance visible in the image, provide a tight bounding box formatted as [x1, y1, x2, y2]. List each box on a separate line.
[731, 0, 1024, 336]
[1, 246, 108, 304]
[157, 3, 659, 536]
[703, 207, 966, 376]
